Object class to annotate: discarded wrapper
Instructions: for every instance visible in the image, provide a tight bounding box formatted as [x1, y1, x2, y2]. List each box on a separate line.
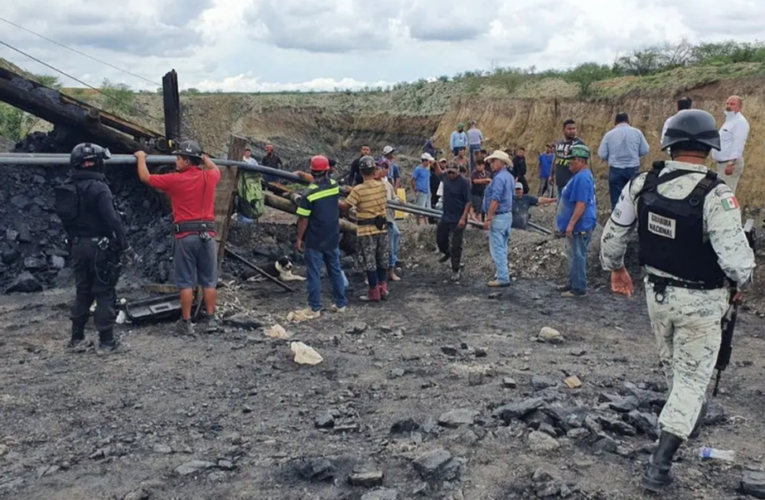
[564, 376, 582, 389]
[265, 324, 291, 339]
[290, 341, 323, 365]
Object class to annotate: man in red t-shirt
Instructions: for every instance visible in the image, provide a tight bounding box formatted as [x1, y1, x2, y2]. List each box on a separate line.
[135, 140, 221, 335]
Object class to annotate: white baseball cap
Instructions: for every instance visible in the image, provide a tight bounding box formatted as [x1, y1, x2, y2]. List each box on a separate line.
[382, 145, 396, 155]
[421, 152, 435, 161]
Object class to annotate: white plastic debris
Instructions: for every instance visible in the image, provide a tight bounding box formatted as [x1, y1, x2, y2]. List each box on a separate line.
[265, 324, 291, 339]
[290, 342, 323, 365]
[115, 311, 126, 325]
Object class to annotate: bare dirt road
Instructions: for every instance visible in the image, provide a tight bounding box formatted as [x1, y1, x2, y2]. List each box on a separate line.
[1, 226, 764, 500]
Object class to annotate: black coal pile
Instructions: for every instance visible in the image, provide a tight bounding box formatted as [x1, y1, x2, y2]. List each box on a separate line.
[0, 133, 178, 293]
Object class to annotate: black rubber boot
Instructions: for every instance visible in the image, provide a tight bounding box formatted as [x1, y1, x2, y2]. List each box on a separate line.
[643, 431, 683, 492]
[68, 321, 86, 348]
[98, 329, 120, 351]
[689, 400, 708, 439]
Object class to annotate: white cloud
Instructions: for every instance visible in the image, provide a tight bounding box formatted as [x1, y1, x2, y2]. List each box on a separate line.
[2, 0, 765, 93]
[192, 73, 393, 92]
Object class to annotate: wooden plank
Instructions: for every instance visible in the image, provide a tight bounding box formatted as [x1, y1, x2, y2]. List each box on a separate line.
[214, 135, 247, 267]
[162, 70, 181, 141]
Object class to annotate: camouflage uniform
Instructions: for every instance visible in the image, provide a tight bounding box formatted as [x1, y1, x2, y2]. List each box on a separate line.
[601, 161, 755, 440]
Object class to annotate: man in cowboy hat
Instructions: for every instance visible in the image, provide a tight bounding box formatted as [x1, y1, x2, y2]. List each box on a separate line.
[483, 150, 516, 287]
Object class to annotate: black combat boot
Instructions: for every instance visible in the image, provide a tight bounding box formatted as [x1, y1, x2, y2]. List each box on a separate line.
[689, 400, 708, 439]
[98, 329, 120, 351]
[68, 321, 86, 348]
[643, 431, 683, 492]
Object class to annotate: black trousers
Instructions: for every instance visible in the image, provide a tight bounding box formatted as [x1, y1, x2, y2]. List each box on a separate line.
[70, 242, 119, 333]
[436, 221, 464, 272]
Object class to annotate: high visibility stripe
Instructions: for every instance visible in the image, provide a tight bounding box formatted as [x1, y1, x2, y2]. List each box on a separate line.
[306, 187, 340, 202]
[296, 207, 311, 216]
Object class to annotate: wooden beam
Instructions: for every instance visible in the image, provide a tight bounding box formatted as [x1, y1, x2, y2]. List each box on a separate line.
[214, 135, 247, 267]
[263, 192, 358, 234]
[162, 70, 181, 142]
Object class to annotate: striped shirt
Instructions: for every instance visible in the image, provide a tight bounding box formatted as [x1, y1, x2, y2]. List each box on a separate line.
[345, 179, 387, 236]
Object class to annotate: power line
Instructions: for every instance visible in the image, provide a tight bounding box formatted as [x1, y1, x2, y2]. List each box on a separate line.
[0, 38, 165, 127]
[0, 16, 161, 87]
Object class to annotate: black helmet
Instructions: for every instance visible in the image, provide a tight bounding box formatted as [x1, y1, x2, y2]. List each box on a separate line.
[661, 110, 720, 152]
[70, 143, 111, 169]
[172, 139, 204, 159]
[358, 155, 376, 172]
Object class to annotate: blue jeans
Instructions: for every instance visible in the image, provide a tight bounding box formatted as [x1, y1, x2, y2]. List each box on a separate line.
[608, 167, 639, 210]
[566, 231, 592, 295]
[388, 221, 400, 267]
[469, 144, 481, 171]
[304, 247, 347, 311]
[489, 212, 512, 283]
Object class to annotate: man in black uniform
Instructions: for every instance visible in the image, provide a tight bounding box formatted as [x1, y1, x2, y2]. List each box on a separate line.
[55, 143, 132, 350]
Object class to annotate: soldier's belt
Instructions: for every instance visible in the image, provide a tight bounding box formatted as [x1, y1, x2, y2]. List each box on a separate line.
[647, 274, 726, 291]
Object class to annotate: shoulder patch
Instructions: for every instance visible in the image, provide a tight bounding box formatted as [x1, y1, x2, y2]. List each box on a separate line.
[714, 185, 731, 197]
[721, 196, 739, 211]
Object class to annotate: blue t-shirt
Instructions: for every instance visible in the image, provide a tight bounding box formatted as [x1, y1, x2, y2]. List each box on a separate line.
[388, 163, 400, 184]
[412, 165, 430, 193]
[556, 169, 597, 233]
[538, 153, 554, 179]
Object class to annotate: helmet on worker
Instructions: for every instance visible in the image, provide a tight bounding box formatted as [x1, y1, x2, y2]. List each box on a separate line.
[661, 110, 721, 158]
[310, 155, 330, 173]
[70, 143, 111, 171]
[172, 139, 204, 170]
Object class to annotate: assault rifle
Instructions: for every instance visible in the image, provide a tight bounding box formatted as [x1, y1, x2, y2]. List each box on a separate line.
[712, 219, 756, 396]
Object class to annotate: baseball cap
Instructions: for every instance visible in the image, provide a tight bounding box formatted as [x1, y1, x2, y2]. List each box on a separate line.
[421, 152, 435, 161]
[569, 144, 590, 159]
[382, 145, 396, 155]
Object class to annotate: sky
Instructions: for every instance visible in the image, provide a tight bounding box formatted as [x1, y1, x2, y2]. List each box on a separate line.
[0, 0, 762, 93]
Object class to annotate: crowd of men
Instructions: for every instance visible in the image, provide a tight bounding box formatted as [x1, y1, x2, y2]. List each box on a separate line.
[53, 93, 755, 494]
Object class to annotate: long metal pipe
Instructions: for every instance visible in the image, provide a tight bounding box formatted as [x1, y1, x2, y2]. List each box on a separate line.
[0, 153, 303, 183]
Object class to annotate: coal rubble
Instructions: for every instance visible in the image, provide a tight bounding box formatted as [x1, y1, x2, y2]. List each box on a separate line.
[0, 133, 177, 292]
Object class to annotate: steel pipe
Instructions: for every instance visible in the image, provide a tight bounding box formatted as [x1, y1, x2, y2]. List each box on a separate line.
[0, 153, 303, 183]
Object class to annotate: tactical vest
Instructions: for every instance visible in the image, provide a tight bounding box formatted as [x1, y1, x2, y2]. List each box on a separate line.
[636, 166, 726, 285]
[54, 172, 109, 238]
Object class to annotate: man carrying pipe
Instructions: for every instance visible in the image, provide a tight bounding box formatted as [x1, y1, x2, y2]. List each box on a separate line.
[135, 141, 221, 336]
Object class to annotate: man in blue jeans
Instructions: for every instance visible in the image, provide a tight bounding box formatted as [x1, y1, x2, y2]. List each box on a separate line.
[295, 155, 347, 317]
[483, 150, 515, 287]
[556, 144, 597, 297]
[598, 112, 649, 210]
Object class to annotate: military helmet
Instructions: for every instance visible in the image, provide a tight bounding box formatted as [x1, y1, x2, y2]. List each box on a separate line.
[70, 143, 111, 169]
[661, 110, 720, 152]
[358, 155, 377, 172]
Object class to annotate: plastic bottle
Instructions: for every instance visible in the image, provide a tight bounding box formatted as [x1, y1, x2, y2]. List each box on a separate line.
[699, 447, 736, 462]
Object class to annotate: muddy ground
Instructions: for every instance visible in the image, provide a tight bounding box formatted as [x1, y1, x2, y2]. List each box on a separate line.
[1, 216, 765, 500]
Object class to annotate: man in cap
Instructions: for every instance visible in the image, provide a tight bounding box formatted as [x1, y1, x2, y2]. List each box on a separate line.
[295, 155, 347, 317]
[135, 140, 221, 336]
[511, 184, 556, 230]
[432, 159, 471, 281]
[450, 123, 468, 157]
[340, 156, 390, 302]
[483, 150, 516, 287]
[380, 145, 400, 189]
[412, 153, 435, 225]
[600, 109, 755, 492]
[556, 144, 597, 297]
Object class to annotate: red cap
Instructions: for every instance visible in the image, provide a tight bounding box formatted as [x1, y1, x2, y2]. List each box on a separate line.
[310, 155, 330, 172]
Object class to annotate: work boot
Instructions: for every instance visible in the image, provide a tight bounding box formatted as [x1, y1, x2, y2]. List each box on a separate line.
[556, 283, 571, 292]
[689, 400, 709, 440]
[487, 280, 511, 288]
[98, 329, 121, 351]
[68, 321, 86, 349]
[439, 253, 451, 264]
[199, 314, 220, 333]
[359, 287, 381, 303]
[175, 319, 195, 337]
[379, 282, 389, 301]
[643, 431, 683, 492]
[450, 270, 461, 282]
[388, 268, 401, 281]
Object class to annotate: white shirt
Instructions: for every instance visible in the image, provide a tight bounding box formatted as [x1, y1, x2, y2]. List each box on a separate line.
[242, 156, 259, 166]
[712, 112, 750, 162]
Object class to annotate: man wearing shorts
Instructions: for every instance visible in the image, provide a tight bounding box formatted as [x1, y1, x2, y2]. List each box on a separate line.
[135, 140, 221, 335]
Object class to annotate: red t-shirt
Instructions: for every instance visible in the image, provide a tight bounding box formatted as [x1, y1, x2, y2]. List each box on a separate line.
[148, 167, 221, 238]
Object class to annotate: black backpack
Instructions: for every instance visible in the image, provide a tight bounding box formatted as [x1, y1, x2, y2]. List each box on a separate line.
[54, 179, 80, 223]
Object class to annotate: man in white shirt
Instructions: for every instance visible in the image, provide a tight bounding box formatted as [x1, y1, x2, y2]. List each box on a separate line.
[661, 97, 692, 151]
[242, 148, 259, 166]
[711, 95, 749, 193]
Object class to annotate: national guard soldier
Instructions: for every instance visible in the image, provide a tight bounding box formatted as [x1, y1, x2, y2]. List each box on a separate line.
[599, 109, 755, 492]
[55, 143, 134, 351]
